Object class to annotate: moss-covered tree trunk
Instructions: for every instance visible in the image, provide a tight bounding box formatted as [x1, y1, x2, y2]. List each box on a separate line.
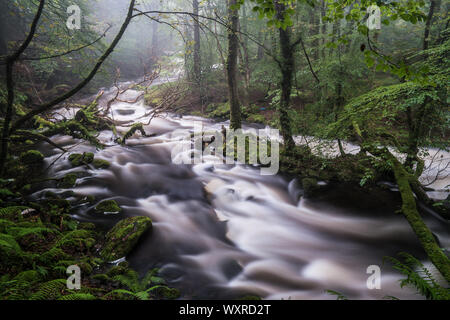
[352, 122, 450, 283]
[390, 155, 450, 283]
[227, 0, 241, 130]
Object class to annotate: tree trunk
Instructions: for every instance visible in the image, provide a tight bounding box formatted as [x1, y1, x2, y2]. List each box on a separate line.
[390, 155, 450, 284]
[239, 4, 251, 106]
[227, 0, 241, 130]
[424, 0, 438, 50]
[310, 7, 320, 60]
[320, 0, 327, 59]
[274, 0, 295, 150]
[193, 0, 201, 84]
[257, 29, 265, 60]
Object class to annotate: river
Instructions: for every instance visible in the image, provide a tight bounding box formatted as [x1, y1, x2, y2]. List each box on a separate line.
[33, 79, 449, 300]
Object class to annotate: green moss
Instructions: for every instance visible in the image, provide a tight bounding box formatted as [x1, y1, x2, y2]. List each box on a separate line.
[100, 216, 152, 262]
[68, 152, 94, 167]
[102, 289, 139, 300]
[158, 286, 180, 300]
[58, 293, 96, 300]
[78, 222, 96, 230]
[19, 150, 44, 166]
[60, 174, 78, 188]
[91, 273, 111, 283]
[95, 200, 121, 214]
[55, 229, 96, 254]
[92, 159, 111, 169]
[106, 265, 129, 277]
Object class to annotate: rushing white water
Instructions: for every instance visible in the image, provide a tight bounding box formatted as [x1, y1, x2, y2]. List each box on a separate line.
[34, 82, 449, 300]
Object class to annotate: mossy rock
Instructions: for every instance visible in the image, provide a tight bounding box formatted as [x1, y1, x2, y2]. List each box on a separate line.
[106, 265, 129, 277]
[92, 159, 111, 169]
[69, 152, 94, 167]
[78, 222, 96, 230]
[29, 279, 68, 300]
[55, 229, 96, 254]
[100, 216, 152, 262]
[95, 200, 121, 214]
[19, 150, 44, 166]
[0, 233, 29, 266]
[157, 286, 180, 300]
[102, 289, 139, 300]
[60, 174, 78, 188]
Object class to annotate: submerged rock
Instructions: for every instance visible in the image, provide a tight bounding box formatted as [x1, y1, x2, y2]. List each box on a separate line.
[92, 159, 111, 169]
[69, 152, 94, 167]
[100, 216, 152, 262]
[60, 173, 78, 188]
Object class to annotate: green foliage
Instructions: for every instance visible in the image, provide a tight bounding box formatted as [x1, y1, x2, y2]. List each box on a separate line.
[29, 279, 67, 300]
[58, 293, 96, 300]
[68, 152, 95, 167]
[95, 200, 121, 214]
[385, 253, 450, 300]
[100, 216, 152, 262]
[118, 123, 148, 145]
[19, 150, 44, 166]
[92, 159, 111, 169]
[326, 290, 349, 300]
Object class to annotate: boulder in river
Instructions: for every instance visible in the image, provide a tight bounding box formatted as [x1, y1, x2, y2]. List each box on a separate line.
[101, 216, 152, 262]
[95, 200, 121, 214]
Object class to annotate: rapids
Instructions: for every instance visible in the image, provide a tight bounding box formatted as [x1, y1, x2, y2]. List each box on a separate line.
[32, 80, 449, 300]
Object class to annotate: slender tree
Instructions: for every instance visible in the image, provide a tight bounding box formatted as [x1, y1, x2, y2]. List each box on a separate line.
[193, 0, 201, 84]
[227, 0, 241, 130]
[273, 0, 295, 150]
[424, 0, 439, 50]
[1, 0, 137, 174]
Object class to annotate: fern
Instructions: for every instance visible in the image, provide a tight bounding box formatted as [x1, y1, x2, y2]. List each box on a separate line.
[29, 279, 67, 300]
[326, 290, 348, 300]
[58, 293, 96, 300]
[385, 253, 450, 300]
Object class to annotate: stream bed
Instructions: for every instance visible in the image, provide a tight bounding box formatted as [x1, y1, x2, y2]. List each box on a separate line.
[32, 81, 450, 300]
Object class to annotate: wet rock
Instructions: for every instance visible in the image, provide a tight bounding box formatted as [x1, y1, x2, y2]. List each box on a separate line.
[95, 200, 121, 214]
[92, 159, 111, 169]
[69, 152, 94, 167]
[19, 150, 44, 166]
[302, 178, 320, 198]
[116, 109, 135, 116]
[100, 216, 152, 262]
[60, 173, 78, 188]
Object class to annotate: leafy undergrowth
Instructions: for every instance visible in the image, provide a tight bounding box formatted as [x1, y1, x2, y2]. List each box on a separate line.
[0, 200, 180, 300]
